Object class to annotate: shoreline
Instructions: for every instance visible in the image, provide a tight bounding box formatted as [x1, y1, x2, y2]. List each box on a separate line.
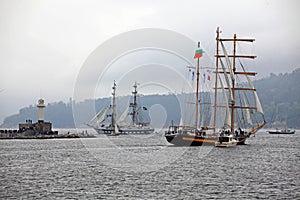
[0, 133, 96, 140]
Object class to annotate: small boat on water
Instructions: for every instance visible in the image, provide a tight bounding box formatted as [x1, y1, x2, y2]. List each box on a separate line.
[215, 134, 238, 147]
[87, 81, 154, 135]
[165, 27, 266, 146]
[267, 129, 295, 134]
[267, 104, 295, 135]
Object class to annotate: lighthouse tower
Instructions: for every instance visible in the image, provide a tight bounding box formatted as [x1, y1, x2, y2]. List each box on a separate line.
[37, 99, 46, 122]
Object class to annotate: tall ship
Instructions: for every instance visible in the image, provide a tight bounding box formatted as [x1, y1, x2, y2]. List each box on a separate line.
[165, 27, 266, 146]
[88, 81, 154, 135]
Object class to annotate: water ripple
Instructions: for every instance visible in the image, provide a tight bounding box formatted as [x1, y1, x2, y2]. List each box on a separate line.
[0, 130, 299, 199]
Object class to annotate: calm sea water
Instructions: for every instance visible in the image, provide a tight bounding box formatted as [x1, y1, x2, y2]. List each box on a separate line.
[0, 129, 299, 199]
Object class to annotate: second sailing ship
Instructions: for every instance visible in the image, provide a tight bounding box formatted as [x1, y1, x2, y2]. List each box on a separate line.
[88, 81, 154, 135]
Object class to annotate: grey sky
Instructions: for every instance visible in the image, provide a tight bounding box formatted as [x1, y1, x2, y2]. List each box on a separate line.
[0, 0, 299, 123]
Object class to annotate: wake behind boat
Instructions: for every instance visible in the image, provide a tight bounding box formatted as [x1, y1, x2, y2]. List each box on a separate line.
[165, 27, 266, 146]
[87, 81, 154, 135]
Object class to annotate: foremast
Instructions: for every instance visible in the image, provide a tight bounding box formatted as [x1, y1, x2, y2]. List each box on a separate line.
[109, 81, 117, 128]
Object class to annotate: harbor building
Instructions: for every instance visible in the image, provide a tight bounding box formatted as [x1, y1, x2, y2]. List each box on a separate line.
[18, 99, 57, 135]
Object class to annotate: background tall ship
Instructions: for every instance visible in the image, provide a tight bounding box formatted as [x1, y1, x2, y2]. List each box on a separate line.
[88, 81, 154, 135]
[165, 27, 266, 146]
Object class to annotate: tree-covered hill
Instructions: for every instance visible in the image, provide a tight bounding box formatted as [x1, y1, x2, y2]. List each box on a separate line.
[255, 68, 300, 128]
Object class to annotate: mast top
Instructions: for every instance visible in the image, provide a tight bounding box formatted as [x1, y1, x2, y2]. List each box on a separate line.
[219, 38, 255, 42]
[132, 81, 138, 94]
[112, 80, 116, 89]
[216, 27, 255, 42]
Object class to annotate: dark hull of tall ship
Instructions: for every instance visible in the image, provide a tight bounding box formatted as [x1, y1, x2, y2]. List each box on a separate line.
[165, 134, 217, 146]
[165, 134, 247, 146]
[94, 127, 154, 135]
[235, 135, 247, 145]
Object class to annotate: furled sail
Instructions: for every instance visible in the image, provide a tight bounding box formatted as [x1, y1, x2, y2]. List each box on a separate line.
[220, 41, 235, 82]
[242, 93, 253, 125]
[219, 74, 231, 128]
[219, 59, 234, 102]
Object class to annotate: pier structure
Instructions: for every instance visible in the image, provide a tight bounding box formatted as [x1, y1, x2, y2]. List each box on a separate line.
[0, 99, 96, 139]
[18, 99, 54, 135]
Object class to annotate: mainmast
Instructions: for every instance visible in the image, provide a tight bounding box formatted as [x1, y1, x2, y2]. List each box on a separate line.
[230, 33, 237, 133]
[129, 82, 138, 125]
[213, 27, 220, 134]
[195, 42, 201, 129]
[216, 29, 256, 133]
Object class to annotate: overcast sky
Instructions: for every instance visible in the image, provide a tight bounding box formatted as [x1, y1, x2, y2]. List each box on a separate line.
[0, 0, 299, 123]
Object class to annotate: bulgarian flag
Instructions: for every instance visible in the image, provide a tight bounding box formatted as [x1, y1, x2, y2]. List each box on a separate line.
[194, 49, 204, 59]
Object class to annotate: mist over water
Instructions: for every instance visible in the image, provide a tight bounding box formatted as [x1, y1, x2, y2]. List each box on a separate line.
[0, 130, 299, 199]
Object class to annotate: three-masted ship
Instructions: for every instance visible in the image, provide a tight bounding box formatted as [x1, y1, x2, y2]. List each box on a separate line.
[88, 81, 154, 135]
[165, 27, 266, 146]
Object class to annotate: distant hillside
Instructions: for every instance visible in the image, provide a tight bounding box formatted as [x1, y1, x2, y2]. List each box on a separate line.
[1, 68, 300, 128]
[255, 68, 300, 128]
[0, 95, 182, 129]
[1, 101, 76, 128]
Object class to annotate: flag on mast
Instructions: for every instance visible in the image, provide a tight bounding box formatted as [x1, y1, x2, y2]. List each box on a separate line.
[194, 49, 204, 59]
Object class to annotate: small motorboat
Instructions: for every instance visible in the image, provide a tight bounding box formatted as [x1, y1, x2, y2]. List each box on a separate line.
[215, 134, 238, 147]
[267, 129, 295, 134]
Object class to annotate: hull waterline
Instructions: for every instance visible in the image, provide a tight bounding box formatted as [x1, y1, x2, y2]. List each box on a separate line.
[165, 134, 247, 146]
[95, 127, 155, 135]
